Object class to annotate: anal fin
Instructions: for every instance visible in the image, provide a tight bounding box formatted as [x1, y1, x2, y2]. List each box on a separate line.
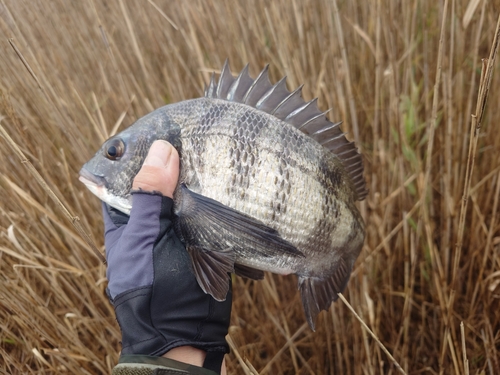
[234, 264, 265, 280]
[298, 258, 352, 330]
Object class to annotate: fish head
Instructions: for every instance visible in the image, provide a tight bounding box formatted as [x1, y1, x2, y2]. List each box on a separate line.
[79, 107, 181, 214]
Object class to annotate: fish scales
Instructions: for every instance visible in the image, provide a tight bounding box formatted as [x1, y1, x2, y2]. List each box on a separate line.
[173, 98, 362, 275]
[79, 61, 367, 329]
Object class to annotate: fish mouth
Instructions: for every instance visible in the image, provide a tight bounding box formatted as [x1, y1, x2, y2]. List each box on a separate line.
[78, 167, 107, 202]
[78, 168, 105, 187]
[79, 167, 132, 215]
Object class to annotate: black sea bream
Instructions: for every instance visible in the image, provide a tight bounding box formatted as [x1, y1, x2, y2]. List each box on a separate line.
[79, 61, 367, 329]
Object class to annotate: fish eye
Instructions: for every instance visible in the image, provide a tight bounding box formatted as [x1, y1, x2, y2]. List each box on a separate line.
[104, 138, 125, 160]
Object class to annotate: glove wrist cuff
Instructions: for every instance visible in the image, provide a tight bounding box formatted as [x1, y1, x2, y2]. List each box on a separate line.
[112, 354, 219, 375]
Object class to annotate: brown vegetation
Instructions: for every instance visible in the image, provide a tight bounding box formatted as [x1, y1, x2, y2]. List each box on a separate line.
[1, 1, 499, 374]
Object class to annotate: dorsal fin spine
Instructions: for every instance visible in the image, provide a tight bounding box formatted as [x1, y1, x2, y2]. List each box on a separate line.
[347, 165, 364, 175]
[344, 159, 363, 169]
[227, 64, 250, 101]
[351, 180, 364, 187]
[323, 140, 351, 151]
[271, 84, 304, 115]
[296, 100, 321, 129]
[205, 73, 217, 98]
[322, 132, 346, 142]
[216, 60, 236, 99]
[256, 76, 287, 109]
[216, 60, 229, 98]
[242, 64, 270, 104]
[205, 61, 367, 201]
[285, 100, 314, 121]
[338, 153, 359, 162]
[312, 122, 343, 136]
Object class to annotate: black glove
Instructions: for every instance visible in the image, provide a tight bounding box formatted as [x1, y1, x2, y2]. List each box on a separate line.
[103, 192, 232, 374]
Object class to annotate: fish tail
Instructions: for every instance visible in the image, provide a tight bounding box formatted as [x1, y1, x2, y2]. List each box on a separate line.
[298, 258, 352, 330]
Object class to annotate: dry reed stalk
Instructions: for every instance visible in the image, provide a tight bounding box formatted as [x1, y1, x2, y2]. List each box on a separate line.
[456, 12, 500, 291]
[337, 293, 406, 375]
[0, 119, 105, 264]
[1, 1, 500, 374]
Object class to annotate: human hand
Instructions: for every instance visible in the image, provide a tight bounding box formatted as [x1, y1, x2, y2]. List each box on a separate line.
[103, 140, 231, 375]
[131, 140, 179, 198]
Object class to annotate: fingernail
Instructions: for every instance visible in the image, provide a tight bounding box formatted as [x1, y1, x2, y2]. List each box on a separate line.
[143, 140, 172, 167]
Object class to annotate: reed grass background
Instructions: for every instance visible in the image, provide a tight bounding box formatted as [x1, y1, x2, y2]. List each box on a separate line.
[1, 1, 499, 374]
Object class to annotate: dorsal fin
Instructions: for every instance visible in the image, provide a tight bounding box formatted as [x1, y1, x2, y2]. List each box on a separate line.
[243, 64, 273, 106]
[215, 60, 236, 99]
[204, 61, 368, 200]
[205, 73, 217, 98]
[227, 64, 253, 102]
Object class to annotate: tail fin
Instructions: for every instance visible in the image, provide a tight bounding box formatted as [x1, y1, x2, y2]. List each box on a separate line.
[298, 258, 352, 330]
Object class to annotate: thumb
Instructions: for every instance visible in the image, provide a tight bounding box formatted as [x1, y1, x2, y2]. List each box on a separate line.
[132, 140, 180, 198]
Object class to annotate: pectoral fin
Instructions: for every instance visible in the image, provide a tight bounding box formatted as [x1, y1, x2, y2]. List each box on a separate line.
[187, 245, 235, 301]
[175, 184, 303, 257]
[174, 184, 302, 300]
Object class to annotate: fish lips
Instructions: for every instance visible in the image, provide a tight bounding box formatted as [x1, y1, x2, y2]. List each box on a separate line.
[79, 166, 132, 214]
[78, 167, 105, 188]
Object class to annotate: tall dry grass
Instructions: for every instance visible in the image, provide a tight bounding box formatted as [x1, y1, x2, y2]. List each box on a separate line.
[0, 1, 499, 374]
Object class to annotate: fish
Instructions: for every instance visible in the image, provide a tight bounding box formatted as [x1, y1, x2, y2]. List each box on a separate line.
[79, 61, 367, 330]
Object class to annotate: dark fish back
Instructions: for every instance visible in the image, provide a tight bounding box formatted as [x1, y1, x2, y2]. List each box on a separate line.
[205, 60, 367, 200]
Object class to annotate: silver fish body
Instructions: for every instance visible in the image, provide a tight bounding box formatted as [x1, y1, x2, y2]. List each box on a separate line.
[80, 62, 367, 329]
